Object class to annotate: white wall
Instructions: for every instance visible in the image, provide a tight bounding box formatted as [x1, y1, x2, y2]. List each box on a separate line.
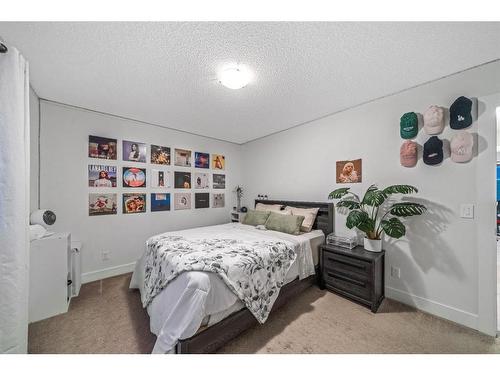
[29, 87, 39, 212]
[39, 101, 243, 282]
[241, 61, 500, 333]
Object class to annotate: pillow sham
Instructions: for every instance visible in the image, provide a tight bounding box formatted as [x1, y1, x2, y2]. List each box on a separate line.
[285, 206, 320, 232]
[255, 203, 283, 212]
[242, 209, 271, 226]
[264, 212, 305, 235]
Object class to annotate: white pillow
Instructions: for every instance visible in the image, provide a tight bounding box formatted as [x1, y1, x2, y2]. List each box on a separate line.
[286, 206, 320, 232]
[255, 203, 283, 212]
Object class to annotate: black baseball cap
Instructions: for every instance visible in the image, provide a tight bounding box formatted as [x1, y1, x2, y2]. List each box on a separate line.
[450, 96, 473, 129]
[423, 136, 443, 165]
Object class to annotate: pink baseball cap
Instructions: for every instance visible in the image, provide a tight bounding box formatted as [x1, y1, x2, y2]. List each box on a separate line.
[423, 105, 445, 135]
[450, 131, 473, 163]
[400, 140, 418, 167]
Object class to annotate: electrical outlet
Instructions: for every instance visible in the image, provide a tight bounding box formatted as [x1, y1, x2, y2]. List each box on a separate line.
[460, 204, 474, 219]
[390, 266, 400, 279]
[101, 250, 110, 261]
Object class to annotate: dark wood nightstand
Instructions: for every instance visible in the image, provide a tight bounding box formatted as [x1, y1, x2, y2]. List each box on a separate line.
[319, 244, 385, 313]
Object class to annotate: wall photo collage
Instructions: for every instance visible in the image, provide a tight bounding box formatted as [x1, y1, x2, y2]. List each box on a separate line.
[87, 135, 226, 216]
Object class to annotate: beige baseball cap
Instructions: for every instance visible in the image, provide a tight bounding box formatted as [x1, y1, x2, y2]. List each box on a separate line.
[400, 140, 418, 167]
[450, 131, 473, 163]
[423, 105, 445, 135]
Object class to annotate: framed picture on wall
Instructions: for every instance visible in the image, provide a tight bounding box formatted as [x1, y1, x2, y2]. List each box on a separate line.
[88, 165, 117, 187]
[212, 154, 225, 170]
[122, 193, 146, 214]
[123, 167, 147, 188]
[151, 145, 171, 165]
[174, 193, 191, 210]
[151, 169, 171, 188]
[151, 193, 171, 212]
[336, 159, 362, 184]
[122, 140, 147, 163]
[195, 152, 210, 169]
[89, 193, 117, 216]
[195, 193, 210, 209]
[88, 135, 117, 160]
[212, 193, 225, 208]
[174, 171, 191, 189]
[194, 172, 209, 189]
[174, 148, 192, 167]
[213, 174, 225, 189]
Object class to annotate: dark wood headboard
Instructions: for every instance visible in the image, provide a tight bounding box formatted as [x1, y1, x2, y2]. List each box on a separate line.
[254, 199, 334, 235]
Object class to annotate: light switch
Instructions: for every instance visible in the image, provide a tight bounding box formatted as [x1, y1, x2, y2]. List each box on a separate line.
[460, 204, 474, 219]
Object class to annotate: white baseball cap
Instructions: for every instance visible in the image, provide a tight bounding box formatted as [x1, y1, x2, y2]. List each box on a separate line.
[423, 105, 445, 135]
[450, 131, 473, 163]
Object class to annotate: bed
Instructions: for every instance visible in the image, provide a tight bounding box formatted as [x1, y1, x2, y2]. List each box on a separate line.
[129, 199, 333, 353]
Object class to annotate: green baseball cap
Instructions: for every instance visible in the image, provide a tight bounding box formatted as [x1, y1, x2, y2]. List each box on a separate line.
[400, 112, 418, 139]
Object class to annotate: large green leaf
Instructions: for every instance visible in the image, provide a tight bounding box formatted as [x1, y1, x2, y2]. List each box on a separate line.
[361, 186, 387, 207]
[346, 210, 374, 233]
[328, 188, 350, 200]
[383, 185, 418, 195]
[336, 200, 361, 210]
[381, 217, 406, 239]
[389, 202, 427, 217]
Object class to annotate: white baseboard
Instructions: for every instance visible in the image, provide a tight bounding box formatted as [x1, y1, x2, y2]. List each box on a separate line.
[386, 286, 479, 331]
[81, 262, 136, 284]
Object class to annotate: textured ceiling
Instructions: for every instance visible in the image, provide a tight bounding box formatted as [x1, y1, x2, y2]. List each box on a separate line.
[1, 22, 500, 144]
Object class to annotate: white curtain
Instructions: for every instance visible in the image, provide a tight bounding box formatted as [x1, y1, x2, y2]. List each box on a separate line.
[0, 44, 30, 353]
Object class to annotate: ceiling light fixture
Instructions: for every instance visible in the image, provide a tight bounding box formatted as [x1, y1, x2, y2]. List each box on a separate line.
[218, 65, 252, 90]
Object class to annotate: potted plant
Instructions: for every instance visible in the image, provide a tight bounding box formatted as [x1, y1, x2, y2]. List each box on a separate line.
[328, 184, 426, 252]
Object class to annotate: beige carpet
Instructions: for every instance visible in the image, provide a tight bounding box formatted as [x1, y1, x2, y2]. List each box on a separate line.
[28, 273, 500, 354]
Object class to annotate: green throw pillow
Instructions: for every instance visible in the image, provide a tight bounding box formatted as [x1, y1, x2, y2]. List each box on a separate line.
[242, 209, 271, 226]
[264, 212, 305, 235]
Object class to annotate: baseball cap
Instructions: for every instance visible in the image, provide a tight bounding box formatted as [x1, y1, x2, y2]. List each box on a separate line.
[400, 112, 418, 139]
[400, 140, 418, 167]
[423, 105, 445, 135]
[450, 96, 473, 129]
[423, 136, 443, 165]
[450, 131, 473, 163]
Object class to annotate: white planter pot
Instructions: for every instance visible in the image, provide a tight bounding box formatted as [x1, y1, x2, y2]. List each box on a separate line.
[363, 238, 382, 252]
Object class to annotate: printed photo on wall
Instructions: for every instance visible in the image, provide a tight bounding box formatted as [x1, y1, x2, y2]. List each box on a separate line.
[151, 145, 171, 165]
[123, 167, 146, 188]
[151, 169, 171, 188]
[123, 193, 146, 214]
[88, 165, 117, 187]
[336, 159, 362, 184]
[194, 172, 209, 189]
[194, 152, 210, 169]
[88, 135, 117, 160]
[195, 193, 210, 209]
[174, 148, 192, 167]
[212, 193, 225, 208]
[123, 140, 147, 163]
[151, 193, 171, 212]
[174, 171, 191, 189]
[213, 174, 226, 189]
[89, 193, 117, 216]
[174, 193, 191, 210]
[212, 154, 225, 170]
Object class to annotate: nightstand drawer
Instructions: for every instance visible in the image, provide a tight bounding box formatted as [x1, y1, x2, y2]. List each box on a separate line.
[323, 269, 372, 300]
[322, 251, 371, 279]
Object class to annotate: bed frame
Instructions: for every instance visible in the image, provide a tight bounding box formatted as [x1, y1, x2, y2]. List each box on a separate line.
[175, 199, 334, 353]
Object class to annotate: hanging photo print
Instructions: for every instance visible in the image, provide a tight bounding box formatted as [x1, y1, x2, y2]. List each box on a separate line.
[151, 145, 171, 165]
[213, 174, 226, 189]
[174, 193, 191, 210]
[336, 159, 362, 183]
[174, 171, 191, 189]
[122, 193, 146, 214]
[174, 148, 192, 167]
[123, 167, 146, 188]
[212, 154, 225, 170]
[151, 169, 171, 188]
[88, 165, 117, 187]
[89, 193, 117, 216]
[194, 172, 209, 189]
[151, 193, 171, 212]
[195, 193, 210, 209]
[123, 140, 147, 162]
[212, 193, 225, 208]
[88, 135, 117, 160]
[195, 152, 210, 169]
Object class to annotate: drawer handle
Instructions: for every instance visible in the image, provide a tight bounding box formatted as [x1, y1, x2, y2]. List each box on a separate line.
[328, 257, 366, 270]
[327, 272, 366, 287]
